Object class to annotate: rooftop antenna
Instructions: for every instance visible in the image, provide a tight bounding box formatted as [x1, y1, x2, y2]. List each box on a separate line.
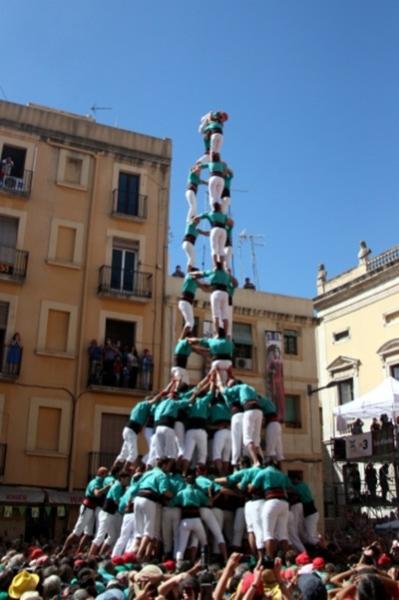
[90, 103, 112, 118]
[239, 229, 265, 290]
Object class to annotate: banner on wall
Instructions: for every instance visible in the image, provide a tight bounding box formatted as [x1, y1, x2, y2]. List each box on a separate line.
[264, 331, 285, 421]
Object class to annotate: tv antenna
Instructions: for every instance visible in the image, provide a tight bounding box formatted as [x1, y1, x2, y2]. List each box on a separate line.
[90, 103, 112, 118]
[238, 229, 265, 290]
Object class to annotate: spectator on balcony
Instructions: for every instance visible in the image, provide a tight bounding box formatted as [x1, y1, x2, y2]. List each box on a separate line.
[113, 356, 123, 387]
[351, 418, 364, 435]
[379, 464, 390, 502]
[88, 339, 102, 384]
[102, 339, 119, 386]
[140, 349, 153, 390]
[243, 277, 256, 290]
[371, 417, 381, 433]
[172, 265, 185, 278]
[0, 157, 14, 183]
[365, 462, 377, 498]
[6, 333, 22, 376]
[126, 347, 140, 389]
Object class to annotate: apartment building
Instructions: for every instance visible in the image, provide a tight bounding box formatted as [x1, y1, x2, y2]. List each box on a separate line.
[0, 101, 171, 539]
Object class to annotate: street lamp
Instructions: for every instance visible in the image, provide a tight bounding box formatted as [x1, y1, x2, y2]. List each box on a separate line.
[307, 380, 340, 396]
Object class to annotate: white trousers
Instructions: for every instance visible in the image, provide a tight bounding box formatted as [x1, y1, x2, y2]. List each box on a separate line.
[231, 412, 244, 465]
[243, 409, 263, 447]
[212, 428, 231, 461]
[154, 425, 177, 459]
[208, 175, 224, 207]
[303, 512, 319, 545]
[112, 513, 136, 557]
[288, 505, 306, 552]
[174, 421, 185, 457]
[245, 499, 265, 549]
[73, 505, 96, 536]
[210, 132, 223, 155]
[116, 427, 137, 464]
[176, 517, 207, 560]
[210, 289, 229, 322]
[185, 189, 197, 221]
[171, 366, 190, 386]
[263, 499, 289, 542]
[265, 421, 284, 461]
[92, 511, 122, 548]
[144, 427, 156, 465]
[225, 246, 233, 271]
[221, 196, 230, 215]
[134, 497, 160, 539]
[211, 359, 232, 385]
[178, 299, 194, 330]
[200, 507, 225, 545]
[182, 240, 196, 269]
[210, 227, 226, 259]
[162, 506, 181, 555]
[184, 429, 207, 463]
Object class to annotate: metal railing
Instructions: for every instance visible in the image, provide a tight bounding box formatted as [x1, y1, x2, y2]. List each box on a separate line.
[367, 245, 399, 271]
[88, 357, 153, 392]
[0, 246, 29, 281]
[112, 189, 147, 219]
[88, 452, 116, 479]
[0, 344, 23, 378]
[0, 444, 6, 476]
[0, 170, 33, 196]
[98, 266, 152, 298]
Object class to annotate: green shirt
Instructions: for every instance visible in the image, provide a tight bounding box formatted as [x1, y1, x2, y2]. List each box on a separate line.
[174, 339, 193, 357]
[118, 481, 140, 513]
[137, 467, 171, 496]
[106, 481, 126, 504]
[185, 393, 211, 420]
[224, 169, 234, 190]
[200, 211, 228, 227]
[184, 221, 200, 239]
[292, 481, 314, 503]
[252, 466, 289, 492]
[199, 337, 233, 358]
[208, 160, 226, 175]
[210, 399, 231, 423]
[257, 395, 277, 416]
[85, 476, 105, 498]
[130, 400, 151, 425]
[154, 398, 190, 422]
[181, 274, 198, 296]
[195, 475, 221, 495]
[168, 473, 186, 507]
[223, 383, 258, 407]
[203, 268, 231, 287]
[204, 114, 225, 133]
[187, 170, 202, 187]
[175, 484, 209, 508]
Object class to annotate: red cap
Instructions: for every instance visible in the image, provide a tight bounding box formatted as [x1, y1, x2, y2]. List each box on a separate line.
[161, 560, 176, 571]
[312, 557, 325, 569]
[28, 548, 44, 560]
[377, 553, 391, 567]
[74, 559, 86, 569]
[295, 552, 311, 566]
[112, 556, 125, 565]
[122, 551, 137, 563]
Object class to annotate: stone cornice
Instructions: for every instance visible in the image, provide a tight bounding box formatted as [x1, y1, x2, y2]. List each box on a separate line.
[314, 261, 399, 311]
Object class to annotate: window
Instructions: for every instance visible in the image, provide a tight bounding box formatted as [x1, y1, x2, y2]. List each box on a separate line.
[47, 218, 84, 267]
[284, 394, 301, 428]
[105, 318, 136, 350]
[233, 323, 253, 369]
[283, 330, 298, 355]
[0, 301, 9, 372]
[333, 329, 349, 343]
[391, 364, 399, 381]
[116, 172, 140, 216]
[36, 407, 61, 451]
[338, 378, 354, 405]
[288, 469, 303, 480]
[111, 239, 139, 292]
[26, 397, 71, 455]
[64, 156, 83, 185]
[37, 301, 78, 356]
[0, 216, 18, 271]
[100, 413, 127, 454]
[1, 144, 26, 178]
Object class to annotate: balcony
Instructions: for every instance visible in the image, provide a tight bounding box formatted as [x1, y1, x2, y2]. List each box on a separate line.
[87, 355, 153, 393]
[0, 344, 23, 379]
[112, 189, 147, 220]
[98, 266, 152, 300]
[0, 246, 29, 282]
[88, 452, 116, 479]
[0, 170, 33, 197]
[0, 444, 6, 476]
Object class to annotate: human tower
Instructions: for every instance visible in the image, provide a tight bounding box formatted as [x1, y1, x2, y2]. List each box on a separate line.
[61, 112, 319, 565]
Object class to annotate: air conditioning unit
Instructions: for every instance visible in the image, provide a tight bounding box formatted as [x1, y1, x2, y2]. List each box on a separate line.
[236, 357, 253, 370]
[3, 176, 17, 190]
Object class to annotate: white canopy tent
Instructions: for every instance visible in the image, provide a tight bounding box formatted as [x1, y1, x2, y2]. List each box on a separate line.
[333, 377, 399, 425]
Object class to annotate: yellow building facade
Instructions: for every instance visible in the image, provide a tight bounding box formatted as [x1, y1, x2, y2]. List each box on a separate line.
[163, 276, 323, 524]
[314, 243, 399, 524]
[0, 101, 171, 539]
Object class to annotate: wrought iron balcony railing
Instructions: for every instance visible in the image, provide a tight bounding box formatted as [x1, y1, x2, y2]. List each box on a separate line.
[98, 266, 152, 299]
[0, 344, 23, 378]
[112, 189, 147, 219]
[0, 170, 33, 196]
[0, 246, 29, 281]
[0, 444, 6, 476]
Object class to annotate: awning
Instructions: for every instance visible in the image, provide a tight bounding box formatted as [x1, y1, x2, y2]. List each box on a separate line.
[45, 489, 84, 505]
[0, 486, 45, 504]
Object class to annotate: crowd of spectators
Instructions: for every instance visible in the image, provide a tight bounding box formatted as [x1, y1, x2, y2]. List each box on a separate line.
[88, 341, 153, 391]
[3, 523, 399, 599]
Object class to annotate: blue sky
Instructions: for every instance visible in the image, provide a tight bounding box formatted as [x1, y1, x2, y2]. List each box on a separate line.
[2, 0, 399, 297]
